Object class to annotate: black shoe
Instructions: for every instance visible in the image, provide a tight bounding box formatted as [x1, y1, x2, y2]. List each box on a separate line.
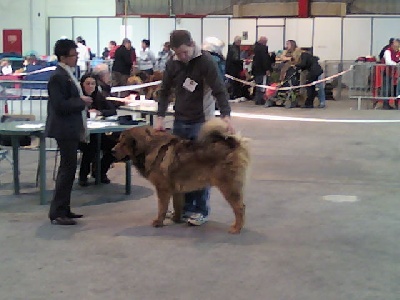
[101, 176, 111, 184]
[67, 212, 84, 218]
[301, 105, 314, 108]
[50, 217, 77, 225]
[78, 179, 89, 187]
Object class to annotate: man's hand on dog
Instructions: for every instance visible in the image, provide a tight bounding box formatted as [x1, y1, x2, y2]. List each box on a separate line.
[155, 116, 166, 131]
[222, 116, 235, 134]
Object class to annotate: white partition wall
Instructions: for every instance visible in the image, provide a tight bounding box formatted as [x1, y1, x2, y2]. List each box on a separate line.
[49, 18, 73, 54]
[256, 19, 285, 52]
[230, 18, 257, 45]
[47, 0, 115, 17]
[46, 16, 400, 61]
[126, 18, 149, 51]
[149, 18, 175, 56]
[98, 18, 123, 55]
[313, 18, 342, 61]
[203, 17, 229, 56]
[73, 18, 98, 57]
[343, 18, 372, 60]
[176, 18, 202, 47]
[285, 18, 313, 48]
[372, 18, 400, 57]
[31, 0, 47, 56]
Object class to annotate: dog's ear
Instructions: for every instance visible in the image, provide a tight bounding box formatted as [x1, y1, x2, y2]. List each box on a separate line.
[128, 127, 150, 156]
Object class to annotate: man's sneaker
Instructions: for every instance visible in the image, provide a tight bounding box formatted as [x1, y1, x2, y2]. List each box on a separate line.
[187, 213, 208, 226]
[165, 210, 193, 221]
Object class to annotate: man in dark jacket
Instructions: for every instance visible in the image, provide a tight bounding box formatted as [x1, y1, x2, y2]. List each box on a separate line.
[295, 51, 323, 108]
[226, 36, 243, 99]
[45, 39, 93, 225]
[252, 36, 274, 105]
[156, 30, 233, 227]
[379, 38, 394, 62]
[111, 38, 133, 87]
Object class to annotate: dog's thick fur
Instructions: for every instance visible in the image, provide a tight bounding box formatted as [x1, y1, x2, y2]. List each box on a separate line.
[113, 118, 250, 233]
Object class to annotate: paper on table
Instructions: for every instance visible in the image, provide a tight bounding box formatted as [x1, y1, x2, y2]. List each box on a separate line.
[15, 123, 45, 129]
[87, 121, 119, 129]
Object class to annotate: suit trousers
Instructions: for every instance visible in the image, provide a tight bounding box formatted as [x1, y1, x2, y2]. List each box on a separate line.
[48, 138, 80, 220]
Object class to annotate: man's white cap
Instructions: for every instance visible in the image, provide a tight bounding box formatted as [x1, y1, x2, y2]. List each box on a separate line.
[202, 37, 225, 56]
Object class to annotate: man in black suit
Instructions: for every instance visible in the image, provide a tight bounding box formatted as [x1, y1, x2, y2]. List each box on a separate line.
[252, 36, 274, 105]
[226, 36, 244, 100]
[111, 38, 133, 87]
[45, 39, 93, 225]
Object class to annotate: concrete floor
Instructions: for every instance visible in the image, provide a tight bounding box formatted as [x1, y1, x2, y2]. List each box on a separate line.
[1, 100, 400, 300]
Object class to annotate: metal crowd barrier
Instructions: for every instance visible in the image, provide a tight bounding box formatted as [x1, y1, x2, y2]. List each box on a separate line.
[346, 63, 400, 109]
[321, 60, 355, 100]
[0, 79, 60, 150]
[0, 79, 49, 119]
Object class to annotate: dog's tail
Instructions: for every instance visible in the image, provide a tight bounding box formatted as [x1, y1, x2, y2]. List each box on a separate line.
[198, 118, 250, 168]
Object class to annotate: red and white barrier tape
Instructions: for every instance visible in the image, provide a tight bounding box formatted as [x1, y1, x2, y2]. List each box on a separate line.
[110, 80, 162, 93]
[225, 65, 354, 91]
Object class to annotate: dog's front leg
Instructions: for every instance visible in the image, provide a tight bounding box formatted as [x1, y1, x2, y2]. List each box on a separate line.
[152, 189, 171, 227]
[172, 193, 184, 223]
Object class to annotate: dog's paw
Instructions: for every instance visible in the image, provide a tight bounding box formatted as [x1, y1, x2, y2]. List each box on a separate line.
[228, 225, 242, 234]
[152, 219, 164, 227]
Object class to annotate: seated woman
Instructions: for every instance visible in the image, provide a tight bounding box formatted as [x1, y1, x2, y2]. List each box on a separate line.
[78, 73, 118, 186]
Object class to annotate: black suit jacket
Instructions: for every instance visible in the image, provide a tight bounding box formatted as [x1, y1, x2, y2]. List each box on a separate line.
[112, 45, 133, 75]
[45, 65, 86, 140]
[252, 42, 273, 76]
[226, 44, 243, 76]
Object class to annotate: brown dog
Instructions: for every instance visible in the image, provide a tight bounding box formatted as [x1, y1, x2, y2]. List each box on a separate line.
[112, 118, 250, 233]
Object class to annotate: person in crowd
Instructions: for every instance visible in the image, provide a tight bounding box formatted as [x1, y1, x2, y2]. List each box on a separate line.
[76, 36, 90, 78]
[108, 41, 118, 59]
[156, 30, 234, 226]
[78, 74, 118, 186]
[0, 59, 13, 75]
[45, 39, 93, 225]
[102, 47, 110, 60]
[226, 36, 244, 100]
[155, 41, 173, 72]
[383, 38, 400, 65]
[92, 64, 112, 97]
[112, 38, 133, 86]
[316, 74, 326, 108]
[379, 38, 395, 62]
[82, 39, 95, 60]
[293, 49, 323, 108]
[252, 36, 274, 105]
[382, 38, 400, 108]
[280, 40, 300, 62]
[138, 39, 156, 75]
[92, 63, 128, 108]
[202, 36, 226, 80]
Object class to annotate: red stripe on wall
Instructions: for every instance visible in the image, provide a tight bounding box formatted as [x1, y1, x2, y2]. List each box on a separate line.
[298, 0, 310, 18]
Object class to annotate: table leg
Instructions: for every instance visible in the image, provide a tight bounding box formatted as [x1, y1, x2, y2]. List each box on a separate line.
[140, 113, 147, 124]
[11, 136, 20, 195]
[149, 115, 154, 126]
[39, 134, 46, 205]
[125, 160, 131, 195]
[95, 133, 102, 185]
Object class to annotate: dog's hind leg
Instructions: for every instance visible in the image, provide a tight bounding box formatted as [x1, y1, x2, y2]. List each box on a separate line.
[172, 193, 184, 223]
[218, 185, 245, 234]
[152, 189, 171, 228]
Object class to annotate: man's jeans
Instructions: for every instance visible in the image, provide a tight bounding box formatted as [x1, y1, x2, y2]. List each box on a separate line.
[254, 75, 267, 105]
[173, 120, 210, 217]
[317, 75, 326, 106]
